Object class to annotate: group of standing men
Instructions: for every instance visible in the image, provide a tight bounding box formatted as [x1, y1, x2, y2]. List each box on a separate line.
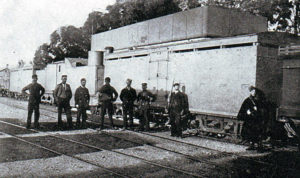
[99, 77, 157, 131]
[22, 74, 90, 129]
[22, 74, 189, 137]
[22, 74, 188, 136]
[98, 77, 189, 136]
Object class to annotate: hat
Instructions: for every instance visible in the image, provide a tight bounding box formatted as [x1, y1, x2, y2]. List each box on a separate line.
[61, 74, 67, 77]
[32, 74, 37, 79]
[249, 85, 256, 91]
[105, 77, 111, 82]
[142, 83, 147, 86]
[173, 83, 180, 86]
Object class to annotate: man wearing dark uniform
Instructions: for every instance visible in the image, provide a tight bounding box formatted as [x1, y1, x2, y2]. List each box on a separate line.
[75, 78, 90, 129]
[237, 86, 268, 151]
[168, 83, 188, 137]
[120, 79, 137, 130]
[181, 85, 190, 130]
[53, 75, 73, 129]
[22, 74, 45, 129]
[137, 83, 156, 131]
[98, 77, 118, 130]
[181, 85, 189, 110]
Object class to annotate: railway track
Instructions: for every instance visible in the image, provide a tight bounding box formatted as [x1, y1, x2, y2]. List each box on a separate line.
[1, 99, 299, 175]
[0, 100, 239, 175]
[0, 129, 131, 178]
[0, 103, 209, 177]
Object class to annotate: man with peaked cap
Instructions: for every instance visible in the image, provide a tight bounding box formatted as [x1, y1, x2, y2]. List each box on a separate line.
[74, 78, 90, 129]
[22, 74, 45, 129]
[120, 79, 137, 130]
[53, 74, 73, 129]
[168, 83, 187, 137]
[137, 83, 156, 131]
[237, 86, 269, 151]
[97, 77, 118, 130]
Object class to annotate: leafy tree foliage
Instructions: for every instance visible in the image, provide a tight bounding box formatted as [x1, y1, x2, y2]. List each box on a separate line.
[33, 43, 52, 69]
[34, 26, 90, 68]
[49, 26, 90, 62]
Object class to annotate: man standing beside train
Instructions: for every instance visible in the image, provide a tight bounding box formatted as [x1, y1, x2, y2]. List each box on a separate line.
[97, 77, 118, 130]
[181, 85, 190, 130]
[22, 74, 45, 129]
[75, 78, 90, 129]
[120, 79, 137, 130]
[54, 74, 73, 129]
[137, 83, 156, 131]
[168, 83, 188, 137]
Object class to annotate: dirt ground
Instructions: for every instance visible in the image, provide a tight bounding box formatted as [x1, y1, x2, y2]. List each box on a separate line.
[1, 97, 300, 177]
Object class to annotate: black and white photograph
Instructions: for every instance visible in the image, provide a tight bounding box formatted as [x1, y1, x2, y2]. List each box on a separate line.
[0, 0, 300, 177]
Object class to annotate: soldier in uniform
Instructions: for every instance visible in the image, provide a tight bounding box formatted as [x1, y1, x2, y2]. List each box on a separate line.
[22, 74, 45, 129]
[181, 85, 189, 109]
[53, 74, 73, 129]
[74, 78, 90, 129]
[181, 85, 190, 130]
[237, 86, 268, 151]
[97, 77, 118, 130]
[120, 79, 137, 130]
[168, 83, 188, 137]
[137, 83, 156, 131]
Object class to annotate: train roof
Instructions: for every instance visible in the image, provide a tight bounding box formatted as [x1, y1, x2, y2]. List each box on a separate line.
[104, 32, 299, 60]
[91, 6, 267, 51]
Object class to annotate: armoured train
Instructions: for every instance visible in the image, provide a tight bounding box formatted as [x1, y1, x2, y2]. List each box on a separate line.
[1, 6, 300, 141]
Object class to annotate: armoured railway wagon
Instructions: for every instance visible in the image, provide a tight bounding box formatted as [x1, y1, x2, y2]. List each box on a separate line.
[1, 6, 300, 139]
[98, 32, 299, 137]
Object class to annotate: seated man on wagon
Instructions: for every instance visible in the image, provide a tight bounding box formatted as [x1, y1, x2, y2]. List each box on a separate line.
[237, 86, 269, 151]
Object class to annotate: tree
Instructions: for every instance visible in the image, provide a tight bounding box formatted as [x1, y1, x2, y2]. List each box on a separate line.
[84, 0, 182, 33]
[33, 43, 53, 69]
[49, 26, 90, 62]
[82, 11, 108, 36]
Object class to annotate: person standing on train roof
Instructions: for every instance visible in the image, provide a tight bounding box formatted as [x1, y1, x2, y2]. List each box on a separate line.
[22, 74, 45, 129]
[97, 77, 118, 130]
[168, 83, 188, 137]
[120, 79, 137, 130]
[53, 74, 73, 130]
[237, 86, 269, 152]
[137, 83, 156, 131]
[74, 78, 90, 129]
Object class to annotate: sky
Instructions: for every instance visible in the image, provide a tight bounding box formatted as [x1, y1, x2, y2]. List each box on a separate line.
[0, 0, 116, 68]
